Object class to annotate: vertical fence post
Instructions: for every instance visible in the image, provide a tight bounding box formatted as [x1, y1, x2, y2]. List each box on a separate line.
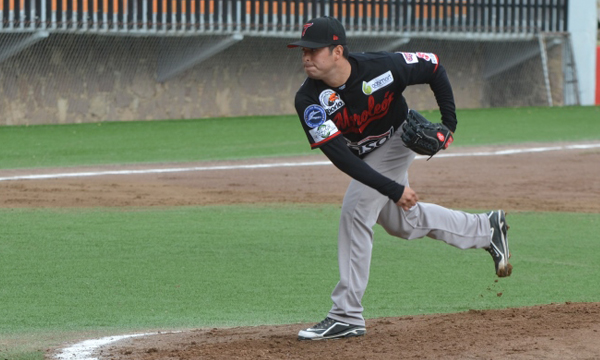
[83, 0, 88, 30]
[170, 0, 175, 31]
[262, 0, 267, 33]
[51, 0, 57, 29]
[102, 0, 108, 31]
[151, 0, 156, 31]
[30, 0, 36, 29]
[123, 0, 128, 31]
[537, 34, 553, 106]
[9, 0, 14, 29]
[92, 0, 97, 30]
[72, 0, 77, 29]
[61, 0, 65, 29]
[19, 0, 24, 28]
[208, 0, 213, 31]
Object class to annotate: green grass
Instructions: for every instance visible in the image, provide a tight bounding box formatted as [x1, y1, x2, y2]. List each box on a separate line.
[0, 106, 598, 169]
[0, 115, 308, 169]
[448, 106, 600, 145]
[0, 206, 341, 334]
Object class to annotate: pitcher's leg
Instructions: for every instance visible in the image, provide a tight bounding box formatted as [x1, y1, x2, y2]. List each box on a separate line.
[327, 179, 389, 326]
[327, 133, 415, 326]
[377, 201, 491, 249]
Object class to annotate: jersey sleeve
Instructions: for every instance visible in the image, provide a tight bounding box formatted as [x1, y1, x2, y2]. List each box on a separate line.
[392, 51, 440, 85]
[294, 89, 343, 149]
[392, 52, 457, 132]
[428, 64, 457, 132]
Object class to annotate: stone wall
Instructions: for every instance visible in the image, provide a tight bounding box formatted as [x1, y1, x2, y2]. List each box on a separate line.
[0, 33, 564, 126]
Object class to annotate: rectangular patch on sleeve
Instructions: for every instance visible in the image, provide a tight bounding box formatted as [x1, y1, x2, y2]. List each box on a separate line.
[400, 52, 418, 64]
[308, 120, 339, 146]
[416, 52, 438, 64]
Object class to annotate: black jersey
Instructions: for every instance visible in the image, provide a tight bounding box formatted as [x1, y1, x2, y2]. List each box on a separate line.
[293, 51, 457, 202]
[295, 51, 456, 157]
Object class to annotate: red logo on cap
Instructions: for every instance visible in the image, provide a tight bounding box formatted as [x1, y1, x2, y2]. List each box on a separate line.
[302, 23, 313, 37]
[333, 35, 339, 41]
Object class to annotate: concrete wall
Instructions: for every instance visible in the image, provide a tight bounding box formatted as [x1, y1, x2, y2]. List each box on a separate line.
[0, 33, 565, 126]
[0, 34, 303, 125]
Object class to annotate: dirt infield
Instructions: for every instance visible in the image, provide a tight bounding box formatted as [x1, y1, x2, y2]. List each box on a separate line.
[99, 302, 600, 360]
[3, 142, 599, 359]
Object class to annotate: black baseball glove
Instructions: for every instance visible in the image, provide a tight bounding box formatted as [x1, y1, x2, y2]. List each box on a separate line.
[401, 110, 453, 158]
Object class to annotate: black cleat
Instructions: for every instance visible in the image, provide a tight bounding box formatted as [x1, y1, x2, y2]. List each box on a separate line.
[298, 317, 366, 340]
[487, 210, 512, 277]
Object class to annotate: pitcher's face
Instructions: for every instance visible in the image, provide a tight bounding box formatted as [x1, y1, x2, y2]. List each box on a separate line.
[301, 47, 336, 80]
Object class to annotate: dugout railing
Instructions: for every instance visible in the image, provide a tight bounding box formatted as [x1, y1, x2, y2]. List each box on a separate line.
[1, 0, 569, 37]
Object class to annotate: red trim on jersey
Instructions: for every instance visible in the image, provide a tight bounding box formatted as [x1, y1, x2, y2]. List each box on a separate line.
[310, 130, 342, 148]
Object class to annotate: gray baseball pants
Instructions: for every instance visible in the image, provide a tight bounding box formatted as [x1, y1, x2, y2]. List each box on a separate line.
[327, 129, 492, 327]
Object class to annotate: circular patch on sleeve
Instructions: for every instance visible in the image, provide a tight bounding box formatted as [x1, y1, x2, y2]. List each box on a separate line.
[303, 105, 327, 128]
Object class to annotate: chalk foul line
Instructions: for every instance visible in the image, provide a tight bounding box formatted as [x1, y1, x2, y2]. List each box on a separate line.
[54, 333, 158, 360]
[3, 143, 599, 183]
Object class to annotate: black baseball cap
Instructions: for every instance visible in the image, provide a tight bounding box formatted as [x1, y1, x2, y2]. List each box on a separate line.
[287, 16, 347, 49]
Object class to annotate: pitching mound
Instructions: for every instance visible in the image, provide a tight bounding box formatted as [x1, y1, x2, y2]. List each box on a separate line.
[98, 302, 600, 360]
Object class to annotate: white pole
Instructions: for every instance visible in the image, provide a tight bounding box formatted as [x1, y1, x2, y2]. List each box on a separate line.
[538, 34, 553, 106]
[568, 0, 598, 105]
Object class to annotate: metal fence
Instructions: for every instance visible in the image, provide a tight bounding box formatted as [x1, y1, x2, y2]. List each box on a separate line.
[1, 0, 569, 37]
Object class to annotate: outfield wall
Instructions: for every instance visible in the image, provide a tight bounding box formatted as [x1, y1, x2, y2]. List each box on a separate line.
[0, 34, 565, 126]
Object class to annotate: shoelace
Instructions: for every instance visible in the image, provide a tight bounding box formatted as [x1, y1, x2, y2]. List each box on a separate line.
[314, 317, 335, 329]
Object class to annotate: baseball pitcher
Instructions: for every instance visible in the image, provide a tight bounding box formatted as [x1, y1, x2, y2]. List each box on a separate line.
[288, 16, 512, 341]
